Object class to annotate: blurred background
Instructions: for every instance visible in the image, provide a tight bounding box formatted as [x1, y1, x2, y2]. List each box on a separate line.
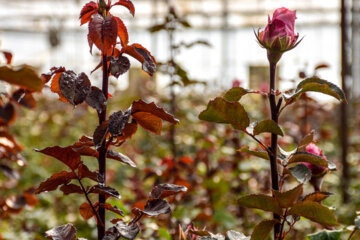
[1, 0, 360, 239]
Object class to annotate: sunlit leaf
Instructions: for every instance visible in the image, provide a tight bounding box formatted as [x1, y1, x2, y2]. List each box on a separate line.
[122, 44, 156, 76]
[131, 99, 179, 124]
[113, 17, 129, 47]
[238, 194, 282, 215]
[199, 97, 250, 130]
[88, 14, 118, 53]
[111, 0, 135, 17]
[133, 112, 162, 135]
[1, 51, 12, 64]
[0, 65, 43, 92]
[253, 119, 283, 136]
[79, 202, 94, 221]
[35, 146, 82, 171]
[250, 220, 278, 240]
[288, 202, 339, 226]
[79, 1, 98, 25]
[303, 192, 333, 203]
[226, 230, 249, 240]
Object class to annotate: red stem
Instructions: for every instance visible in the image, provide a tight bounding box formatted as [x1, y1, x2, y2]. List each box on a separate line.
[97, 53, 109, 239]
[269, 62, 281, 239]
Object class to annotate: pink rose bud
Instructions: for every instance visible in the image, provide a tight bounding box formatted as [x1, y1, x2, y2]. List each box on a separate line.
[302, 143, 328, 191]
[256, 7, 300, 63]
[232, 79, 243, 88]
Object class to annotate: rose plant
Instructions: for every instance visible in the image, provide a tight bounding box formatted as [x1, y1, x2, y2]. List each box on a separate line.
[33, 1, 187, 239]
[200, 7, 346, 240]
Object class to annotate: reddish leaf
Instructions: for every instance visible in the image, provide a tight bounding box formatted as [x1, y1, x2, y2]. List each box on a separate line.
[12, 89, 37, 109]
[273, 184, 303, 208]
[35, 146, 82, 171]
[78, 163, 98, 181]
[45, 223, 77, 240]
[111, 0, 135, 16]
[104, 221, 140, 240]
[88, 14, 118, 53]
[93, 121, 109, 150]
[132, 199, 171, 217]
[149, 183, 188, 199]
[85, 86, 107, 113]
[89, 185, 121, 199]
[50, 72, 68, 102]
[114, 17, 129, 47]
[72, 135, 94, 148]
[1, 51, 12, 64]
[131, 99, 179, 124]
[72, 145, 97, 158]
[108, 109, 131, 137]
[23, 192, 38, 206]
[79, 1, 98, 25]
[99, 203, 124, 216]
[41, 66, 66, 84]
[303, 192, 333, 202]
[315, 63, 329, 70]
[58, 71, 91, 106]
[132, 112, 162, 135]
[107, 150, 136, 167]
[35, 171, 76, 194]
[251, 220, 278, 240]
[115, 121, 138, 142]
[0, 65, 44, 92]
[60, 184, 83, 195]
[0, 102, 16, 125]
[122, 44, 156, 76]
[109, 55, 130, 78]
[79, 202, 94, 221]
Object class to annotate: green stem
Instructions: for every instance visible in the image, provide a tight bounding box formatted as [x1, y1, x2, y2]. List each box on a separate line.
[269, 62, 281, 239]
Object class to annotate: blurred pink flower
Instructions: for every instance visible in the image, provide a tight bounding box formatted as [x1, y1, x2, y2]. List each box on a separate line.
[232, 79, 243, 88]
[302, 143, 328, 191]
[256, 7, 300, 58]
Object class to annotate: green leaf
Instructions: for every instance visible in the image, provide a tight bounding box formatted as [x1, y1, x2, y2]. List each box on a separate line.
[288, 202, 339, 226]
[238, 146, 269, 160]
[285, 77, 346, 105]
[224, 87, 250, 102]
[0, 65, 44, 92]
[306, 230, 342, 240]
[238, 194, 282, 215]
[253, 120, 284, 136]
[199, 97, 250, 130]
[289, 164, 312, 183]
[250, 220, 278, 240]
[273, 184, 303, 208]
[288, 152, 328, 167]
